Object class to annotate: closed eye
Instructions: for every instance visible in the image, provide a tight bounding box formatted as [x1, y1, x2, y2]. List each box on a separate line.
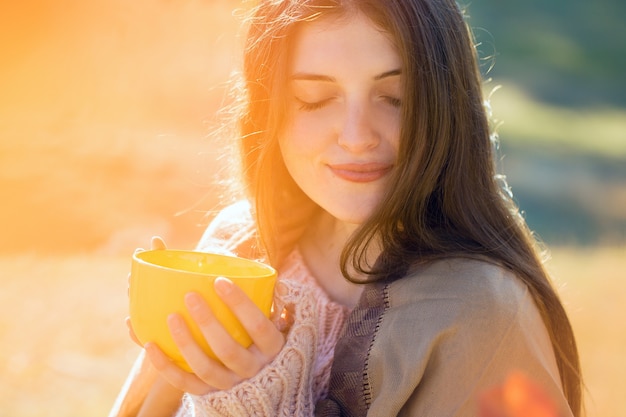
[296, 97, 333, 112]
[383, 96, 402, 108]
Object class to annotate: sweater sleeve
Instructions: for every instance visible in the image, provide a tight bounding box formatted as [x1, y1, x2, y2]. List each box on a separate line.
[178, 278, 321, 417]
[195, 200, 258, 258]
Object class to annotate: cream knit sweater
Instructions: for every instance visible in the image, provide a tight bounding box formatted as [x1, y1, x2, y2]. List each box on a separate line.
[176, 203, 350, 416]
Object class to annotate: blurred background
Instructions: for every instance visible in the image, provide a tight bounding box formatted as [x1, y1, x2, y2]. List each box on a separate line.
[0, 0, 624, 415]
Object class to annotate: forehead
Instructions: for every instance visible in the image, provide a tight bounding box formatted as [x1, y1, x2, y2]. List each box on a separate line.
[288, 12, 401, 75]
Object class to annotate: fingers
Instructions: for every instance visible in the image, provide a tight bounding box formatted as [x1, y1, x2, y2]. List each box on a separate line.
[176, 279, 286, 382]
[151, 236, 166, 250]
[133, 236, 165, 256]
[213, 277, 285, 359]
[167, 313, 242, 390]
[182, 293, 257, 379]
[275, 305, 295, 333]
[125, 317, 143, 346]
[143, 272, 287, 394]
[144, 342, 214, 396]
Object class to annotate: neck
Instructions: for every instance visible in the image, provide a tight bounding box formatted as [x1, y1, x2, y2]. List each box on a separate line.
[299, 211, 364, 307]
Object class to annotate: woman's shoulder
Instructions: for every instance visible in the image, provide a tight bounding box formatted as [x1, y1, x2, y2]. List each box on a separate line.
[207, 200, 253, 227]
[366, 257, 566, 416]
[195, 200, 258, 257]
[379, 257, 544, 363]
[389, 257, 529, 320]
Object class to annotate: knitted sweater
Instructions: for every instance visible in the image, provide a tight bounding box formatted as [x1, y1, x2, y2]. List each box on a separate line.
[176, 202, 351, 416]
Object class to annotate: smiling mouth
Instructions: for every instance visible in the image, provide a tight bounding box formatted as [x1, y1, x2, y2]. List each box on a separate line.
[328, 163, 393, 183]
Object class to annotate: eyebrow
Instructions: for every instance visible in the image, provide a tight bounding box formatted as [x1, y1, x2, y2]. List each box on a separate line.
[290, 69, 402, 82]
[374, 69, 402, 80]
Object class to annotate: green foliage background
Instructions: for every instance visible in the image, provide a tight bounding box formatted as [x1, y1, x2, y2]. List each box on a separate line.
[468, 0, 626, 107]
[466, 0, 626, 245]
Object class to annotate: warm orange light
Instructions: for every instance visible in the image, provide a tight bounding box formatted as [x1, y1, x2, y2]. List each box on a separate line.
[479, 371, 562, 417]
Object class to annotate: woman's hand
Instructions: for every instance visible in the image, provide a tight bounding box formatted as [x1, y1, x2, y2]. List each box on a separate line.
[126, 236, 167, 345]
[143, 272, 287, 396]
[120, 237, 184, 417]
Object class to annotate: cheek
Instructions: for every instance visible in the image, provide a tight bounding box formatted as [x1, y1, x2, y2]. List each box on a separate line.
[281, 113, 333, 154]
[278, 125, 309, 170]
[377, 106, 402, 146]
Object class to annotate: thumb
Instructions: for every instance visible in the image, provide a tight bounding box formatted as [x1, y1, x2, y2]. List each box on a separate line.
[150, 236, 167, 250]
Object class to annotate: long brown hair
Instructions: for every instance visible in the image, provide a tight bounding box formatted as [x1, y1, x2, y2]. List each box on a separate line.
[236, 0, 582, 414]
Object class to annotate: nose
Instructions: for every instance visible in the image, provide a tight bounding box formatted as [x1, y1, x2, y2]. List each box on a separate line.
[337, 100, 379, 153]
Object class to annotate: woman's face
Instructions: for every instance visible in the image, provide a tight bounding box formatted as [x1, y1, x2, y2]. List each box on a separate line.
[279, 12, 403, 225]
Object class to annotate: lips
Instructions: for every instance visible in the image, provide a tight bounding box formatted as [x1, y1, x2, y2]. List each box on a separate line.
[328, 163, 393, 183]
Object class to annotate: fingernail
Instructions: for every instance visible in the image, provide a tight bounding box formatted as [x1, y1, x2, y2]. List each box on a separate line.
[185, 292, 203, 311]
[214, 277, 233, 297]
[144, 342, 165, 366]
[151, 236, 164, 249]
[167, 313, 184, 334]
[275, 280, 288, 296]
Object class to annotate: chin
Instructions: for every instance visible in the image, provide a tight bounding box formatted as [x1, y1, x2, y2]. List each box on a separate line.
[327, 204, 377, 225]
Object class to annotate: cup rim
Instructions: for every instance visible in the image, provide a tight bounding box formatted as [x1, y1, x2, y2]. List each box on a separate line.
[132, 249, 276, 279]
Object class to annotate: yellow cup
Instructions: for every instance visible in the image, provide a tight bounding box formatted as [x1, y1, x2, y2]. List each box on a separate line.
[129, 249, 277, 372]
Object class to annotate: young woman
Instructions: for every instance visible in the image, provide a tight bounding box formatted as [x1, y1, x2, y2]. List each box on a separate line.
[110, 1, 582, 416]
